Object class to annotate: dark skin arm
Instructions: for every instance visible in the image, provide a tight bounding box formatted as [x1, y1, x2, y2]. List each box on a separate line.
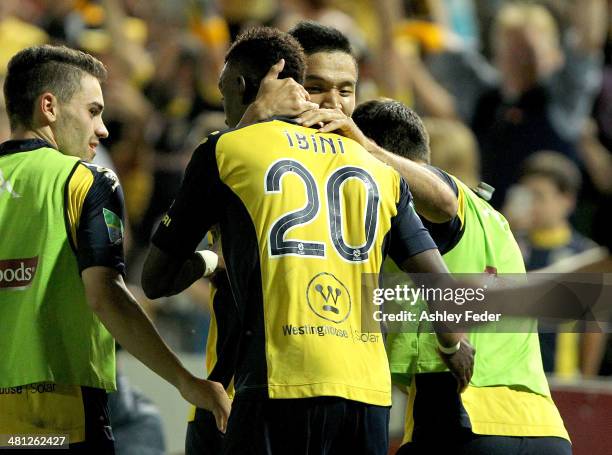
[142, 245, 206, 299]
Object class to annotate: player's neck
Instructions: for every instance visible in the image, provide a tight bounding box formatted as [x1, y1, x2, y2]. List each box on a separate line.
[10, 126, 58, 149]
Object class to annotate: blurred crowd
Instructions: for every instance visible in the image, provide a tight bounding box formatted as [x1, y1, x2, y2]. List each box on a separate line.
[1, 0, 611, 377]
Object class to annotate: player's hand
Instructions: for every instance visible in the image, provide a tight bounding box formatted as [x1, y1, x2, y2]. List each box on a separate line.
[437, 339, 475, 393]
[252, 59, 319, 119]
[179, 375, 231, 433]
[297, 108, 371, 149]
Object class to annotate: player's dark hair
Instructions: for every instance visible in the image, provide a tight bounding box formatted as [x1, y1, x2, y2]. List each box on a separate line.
[3, 45, 107, 131]
[289, 21, 353, 56]
[353, 99, 430, 163]
[225, 27, 306, 105]
[520, 150, 582, 195]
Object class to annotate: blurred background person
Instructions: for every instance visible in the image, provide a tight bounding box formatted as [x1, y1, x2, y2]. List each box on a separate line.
[506, 150, 607, 379]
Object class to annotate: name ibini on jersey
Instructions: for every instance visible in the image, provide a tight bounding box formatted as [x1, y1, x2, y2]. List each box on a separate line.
[283, 130, 346, 154]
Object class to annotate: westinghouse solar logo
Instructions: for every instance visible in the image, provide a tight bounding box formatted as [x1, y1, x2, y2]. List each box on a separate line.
[306, 272, 351, 323]
[0, 257, 38, 290]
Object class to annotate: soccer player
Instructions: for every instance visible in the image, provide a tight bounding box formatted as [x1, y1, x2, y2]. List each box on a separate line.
[185, 41, 320, 455]
[142, 27, 472, 455]
[288, 21, 458, 226]
[0, 45, 229, 453]
[250, 19, 474, 386]
[352, 99, 571, 455]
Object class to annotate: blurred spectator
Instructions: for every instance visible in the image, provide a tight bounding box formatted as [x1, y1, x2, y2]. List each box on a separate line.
[507, 151, 607, 378]
[424, 1, 607, 208]
[278, 0, 367, 58]
[38, 0, 86, 44]
[133, 37, 222, 252]
[587, 21, 612, 252]
[429, 0, 480, 48]
[423, 116, 480, 188]
[512, 151, 596, 270]
[0, 0, 48, 75]
[219, 0, 278, 36]
[472, 0, 505, 56]
[580, 120, 612, 198]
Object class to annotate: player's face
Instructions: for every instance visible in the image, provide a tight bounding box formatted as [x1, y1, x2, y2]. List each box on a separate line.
[218, 62, 245, 128]
[53, 74, 108, 162]
[303, 51, 357, 116]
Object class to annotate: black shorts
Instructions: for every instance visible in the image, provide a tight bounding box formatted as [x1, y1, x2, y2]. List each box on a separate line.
[400, 373, 572, 455]
[396, 432, 572, 455]
[186, 407, 225, 455]
[222, 396, 390, 455]
[0, 386, 114, 454]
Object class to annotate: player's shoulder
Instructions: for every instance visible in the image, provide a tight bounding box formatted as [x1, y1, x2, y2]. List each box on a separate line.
[190, 123, 268, 155]
[192, 129, 225, 154]
[76, 162, 121, 193]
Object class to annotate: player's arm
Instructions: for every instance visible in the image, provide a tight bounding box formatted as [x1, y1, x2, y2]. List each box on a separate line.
[418, 167, 464, 254]
[142, 136, 223, 299]
[237, 59, 319, 127]
[388, 178, 474, 391]
[142, 247, 208, 298]
[299, 108, 458, 223]
[369, 147, 458, 223]
[82, 267, 229, 431]
[71, 163, 230, 431]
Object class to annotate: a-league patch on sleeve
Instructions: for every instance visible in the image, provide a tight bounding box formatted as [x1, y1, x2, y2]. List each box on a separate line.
[103, 208, 124, 244]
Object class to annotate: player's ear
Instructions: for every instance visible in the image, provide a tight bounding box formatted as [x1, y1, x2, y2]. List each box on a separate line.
[236, 75, 246, 101]
[38, 92, 58, 125]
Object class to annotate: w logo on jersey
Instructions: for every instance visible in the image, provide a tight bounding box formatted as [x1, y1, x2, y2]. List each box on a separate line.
[307, 272, 351, 323]
[315, 284, 342, 314]
[0, 168, 20, 199]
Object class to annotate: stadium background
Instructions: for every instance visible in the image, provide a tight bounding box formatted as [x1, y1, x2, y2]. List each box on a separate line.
[1, 0, 610, 453]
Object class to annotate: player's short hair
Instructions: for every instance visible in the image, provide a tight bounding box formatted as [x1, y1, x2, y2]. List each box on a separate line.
[225, 27, 306, 105]
[3, 45, 107, 131]
[289, 21, 353, 57]
[520, 151, 582, 195]
[353, 99, 430, 163]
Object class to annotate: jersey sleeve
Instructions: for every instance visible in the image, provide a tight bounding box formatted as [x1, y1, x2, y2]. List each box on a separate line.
[387, 178, 438, 265]
[151, 134, 224, 259]
[68, 163, 126, 275]
[421, 166, 464, 255]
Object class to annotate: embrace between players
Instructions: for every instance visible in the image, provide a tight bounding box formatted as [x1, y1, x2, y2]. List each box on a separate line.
[143, 22, 572, 455]
[0, 20, 575, 455]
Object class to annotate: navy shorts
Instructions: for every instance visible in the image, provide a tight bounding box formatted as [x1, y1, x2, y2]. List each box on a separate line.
[398, 373, 571, 455]
[223, 397, 390, 455]
[186, 407, 225, 455]
[396, 432, 572, 455]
